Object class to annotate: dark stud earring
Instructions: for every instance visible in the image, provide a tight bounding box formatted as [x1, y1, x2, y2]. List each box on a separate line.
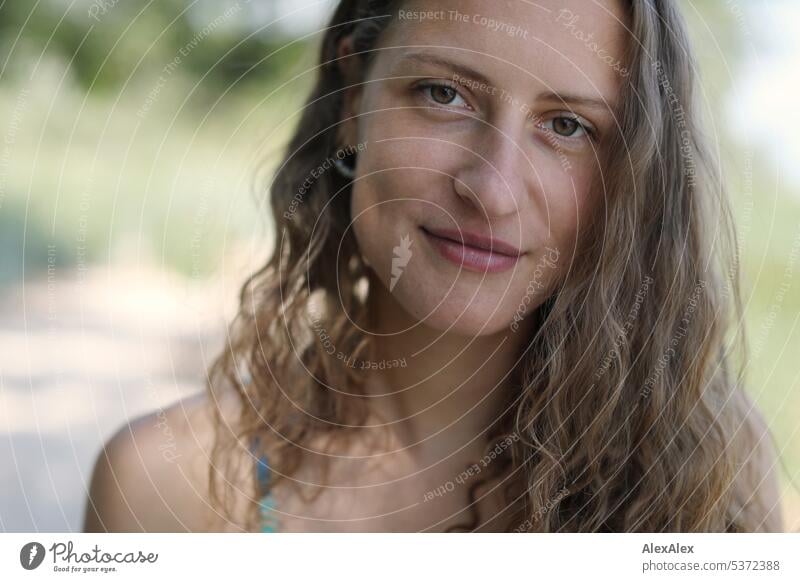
[333, 149, 357, 179]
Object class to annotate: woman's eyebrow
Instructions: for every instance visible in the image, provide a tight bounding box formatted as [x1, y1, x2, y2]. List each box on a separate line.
[392, 52, 494, 88]
[393, 52, 615, 113]
[537, 91, 615, 113]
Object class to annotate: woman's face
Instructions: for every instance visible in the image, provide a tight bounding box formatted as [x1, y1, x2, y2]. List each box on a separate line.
[346, 0, 626, 335]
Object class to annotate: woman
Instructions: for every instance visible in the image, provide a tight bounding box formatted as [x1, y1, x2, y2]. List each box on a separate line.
[84, 0, 783, 533]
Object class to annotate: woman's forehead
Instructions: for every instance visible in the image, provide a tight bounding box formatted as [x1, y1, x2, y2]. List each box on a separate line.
[378, 0, 628, 105]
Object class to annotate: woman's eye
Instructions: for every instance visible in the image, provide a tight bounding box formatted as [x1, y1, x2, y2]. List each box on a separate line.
[417, 82, 471, 110]
[542, 115, 593, 139]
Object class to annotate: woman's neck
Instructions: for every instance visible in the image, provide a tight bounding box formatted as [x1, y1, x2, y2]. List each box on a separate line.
[360, 270, 534, 457]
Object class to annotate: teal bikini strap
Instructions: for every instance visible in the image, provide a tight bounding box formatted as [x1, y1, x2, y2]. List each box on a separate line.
[250, 435, 279, 532]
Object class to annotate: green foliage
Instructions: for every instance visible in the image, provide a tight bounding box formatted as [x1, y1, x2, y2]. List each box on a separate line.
[0, 0, 312, 93]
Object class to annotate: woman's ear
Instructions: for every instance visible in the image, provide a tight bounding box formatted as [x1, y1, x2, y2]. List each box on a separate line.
[336, 35, 364, 145]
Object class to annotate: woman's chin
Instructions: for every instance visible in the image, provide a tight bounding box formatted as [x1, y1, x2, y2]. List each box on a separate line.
[386, 281, 520, 337]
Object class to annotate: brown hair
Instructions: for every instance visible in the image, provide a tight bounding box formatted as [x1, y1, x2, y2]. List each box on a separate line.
[206, 0, 777, 532]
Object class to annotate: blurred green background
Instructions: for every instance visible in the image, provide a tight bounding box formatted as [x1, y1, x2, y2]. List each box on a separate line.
[0, 0, 797, 531]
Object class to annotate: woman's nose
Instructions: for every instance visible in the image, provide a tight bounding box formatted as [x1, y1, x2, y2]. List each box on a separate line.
[451, 126, 529, 220]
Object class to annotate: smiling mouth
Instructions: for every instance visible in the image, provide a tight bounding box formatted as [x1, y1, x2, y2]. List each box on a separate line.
[420, 226, 524, 274]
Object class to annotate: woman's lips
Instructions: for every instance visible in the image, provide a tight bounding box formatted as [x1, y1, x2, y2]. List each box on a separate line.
[421, 226, 523, 274]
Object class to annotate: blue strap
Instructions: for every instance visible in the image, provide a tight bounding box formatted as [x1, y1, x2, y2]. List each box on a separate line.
[256, 454, 270, 492]
[250, 435, 271, 494]
[250, 435, 279, 532]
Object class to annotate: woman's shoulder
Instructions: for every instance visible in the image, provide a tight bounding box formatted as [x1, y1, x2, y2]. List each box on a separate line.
[727, 388, 784, 532]
[83, 387, 253, 532]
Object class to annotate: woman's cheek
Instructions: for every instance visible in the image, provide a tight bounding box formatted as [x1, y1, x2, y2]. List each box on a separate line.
[546, 167, 594, 240]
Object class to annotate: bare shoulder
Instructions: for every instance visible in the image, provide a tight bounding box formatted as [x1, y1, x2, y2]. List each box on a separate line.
[730, 389, 784, 532]
[82, 387, 252, 532]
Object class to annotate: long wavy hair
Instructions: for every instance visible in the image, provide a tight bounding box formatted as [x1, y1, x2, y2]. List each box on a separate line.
[205, 0, 774, 532]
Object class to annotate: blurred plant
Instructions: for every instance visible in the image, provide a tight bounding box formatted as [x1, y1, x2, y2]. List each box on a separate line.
[0, 0, 311, 93]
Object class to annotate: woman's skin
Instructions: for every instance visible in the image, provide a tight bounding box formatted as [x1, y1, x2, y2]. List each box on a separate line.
[83, 0, 783, 532]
